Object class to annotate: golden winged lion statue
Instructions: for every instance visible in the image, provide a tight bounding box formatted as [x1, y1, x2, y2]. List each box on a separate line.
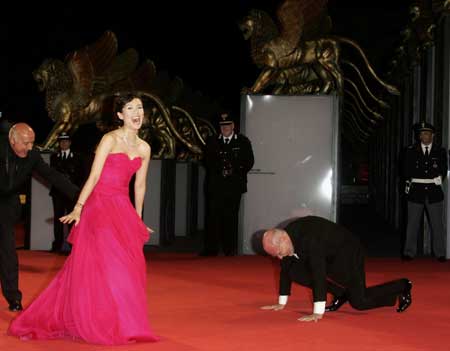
[33, 32, 138, 150]
[239, 0, 400, 143]
[33, 31, 213, 158]
[239, 0, 399, 95]
[240, 0, 341, 94]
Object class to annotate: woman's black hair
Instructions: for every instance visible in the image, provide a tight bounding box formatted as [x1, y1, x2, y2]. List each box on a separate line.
[112, 91, 142, 127]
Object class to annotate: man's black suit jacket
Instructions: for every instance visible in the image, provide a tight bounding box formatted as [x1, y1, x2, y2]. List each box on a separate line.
[280, 216, 364, 303]
[0, 133, 79, 222]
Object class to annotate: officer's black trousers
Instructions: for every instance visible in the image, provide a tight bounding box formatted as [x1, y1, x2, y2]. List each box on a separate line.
[205, 189, 242, 255]
[404, 199, 446, 257]
[52, 195, 74, 252]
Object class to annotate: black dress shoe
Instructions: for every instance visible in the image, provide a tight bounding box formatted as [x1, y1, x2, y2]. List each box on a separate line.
[8, 300, 23, 312]
[402, 255, 414, 261]
[325, 294, 348, 312]
[437, 256, 447, 262]
[397, 280, 412, 313]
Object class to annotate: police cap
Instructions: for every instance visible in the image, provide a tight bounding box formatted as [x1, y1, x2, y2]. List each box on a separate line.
[219, 113, 234, 126]
[416, 121, 435, 133]
[57, 132, 71, 140]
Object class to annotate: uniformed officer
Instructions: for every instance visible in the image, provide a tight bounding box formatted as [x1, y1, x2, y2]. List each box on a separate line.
[403, 122, 447, 261]
[200, 112, 254, 256]
[50, 132, 85, 253]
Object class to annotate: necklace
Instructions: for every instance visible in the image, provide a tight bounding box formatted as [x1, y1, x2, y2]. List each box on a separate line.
[121, 132, 138, 148]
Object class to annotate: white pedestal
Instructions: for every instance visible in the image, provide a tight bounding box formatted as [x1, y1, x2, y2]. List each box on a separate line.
[30, 153, 53, 250]
[240, 95, 340, 254]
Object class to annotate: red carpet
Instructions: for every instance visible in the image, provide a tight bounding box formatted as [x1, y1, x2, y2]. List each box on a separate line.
[1, 251, 449, 350]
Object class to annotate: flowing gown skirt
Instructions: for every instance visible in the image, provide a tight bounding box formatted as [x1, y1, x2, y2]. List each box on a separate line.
[8, 154, 159, 345]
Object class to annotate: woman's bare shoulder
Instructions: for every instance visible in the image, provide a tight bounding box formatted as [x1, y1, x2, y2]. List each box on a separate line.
[138, 138, 151, 157]
[104, 130, 120, 140]
[96, 131, 118, 152]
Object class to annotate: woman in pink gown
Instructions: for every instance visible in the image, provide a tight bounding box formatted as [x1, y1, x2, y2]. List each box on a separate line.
[8, 92, 159, 345]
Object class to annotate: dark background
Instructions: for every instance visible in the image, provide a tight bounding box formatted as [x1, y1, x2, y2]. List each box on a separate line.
[1, 1, 411, 142]
[1, 1, 417, 255]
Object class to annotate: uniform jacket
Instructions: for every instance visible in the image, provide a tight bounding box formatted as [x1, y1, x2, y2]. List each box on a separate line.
[404, 143, 447, 203]
[279, 216, 364, 302]
[49, 150, 85, 197]
[204, 133, 254, 194]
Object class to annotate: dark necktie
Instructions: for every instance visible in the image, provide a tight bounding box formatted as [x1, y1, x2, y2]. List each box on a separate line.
[224, 138, 230, 145]
[425, 146, 429, 157]
[62, 152, 67, 160]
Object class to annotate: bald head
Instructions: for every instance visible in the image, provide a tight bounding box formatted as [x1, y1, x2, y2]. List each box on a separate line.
[263, 228, 294, 259]
[9, 123, 35, 158]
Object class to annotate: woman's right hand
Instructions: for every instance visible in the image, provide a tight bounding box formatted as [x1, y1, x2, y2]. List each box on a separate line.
[60, 208, 82, 226]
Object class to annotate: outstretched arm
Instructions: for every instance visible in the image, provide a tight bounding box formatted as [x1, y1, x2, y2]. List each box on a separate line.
[134, 143, 151, 218]
[60, 134, 114, 225]
[33, 153, 79, 200]
[261, 259, 291, 311]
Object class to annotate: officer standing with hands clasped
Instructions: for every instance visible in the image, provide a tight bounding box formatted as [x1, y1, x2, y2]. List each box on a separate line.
[403, 122, 447, 262]
[200, 112, 254, 256]
[50, 132, 85, 254]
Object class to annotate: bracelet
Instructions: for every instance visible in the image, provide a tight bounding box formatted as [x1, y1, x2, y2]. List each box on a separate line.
[75, 202, 84, 208]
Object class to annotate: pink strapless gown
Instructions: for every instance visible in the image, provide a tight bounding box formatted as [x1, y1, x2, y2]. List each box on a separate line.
[8, 153, 159, 345]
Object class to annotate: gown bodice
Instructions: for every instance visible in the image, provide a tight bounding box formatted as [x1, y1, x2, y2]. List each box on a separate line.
[94, 153, 142, 195]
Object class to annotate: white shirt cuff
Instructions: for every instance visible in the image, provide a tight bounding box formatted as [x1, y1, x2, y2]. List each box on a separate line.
[313, 301, 326, 315]
[278, 295, 288, 305]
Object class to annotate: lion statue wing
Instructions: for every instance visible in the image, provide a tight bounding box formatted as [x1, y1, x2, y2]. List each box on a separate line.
[94, 48, 139, 95]
[276, 0, 330, 49]
[65, 31, 134, 98]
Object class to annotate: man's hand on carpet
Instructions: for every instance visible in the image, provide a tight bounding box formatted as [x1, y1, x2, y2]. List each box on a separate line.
[298, 313, 323, 322]
[260, 304, 285, 311]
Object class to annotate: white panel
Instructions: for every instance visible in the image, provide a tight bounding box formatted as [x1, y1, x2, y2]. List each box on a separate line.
[197, 165, 206, 230]
[175, 162, 188, 236]
[30, 153, 53, 250]
[240, 95, 339, 254]
[143, 159, 161, 245]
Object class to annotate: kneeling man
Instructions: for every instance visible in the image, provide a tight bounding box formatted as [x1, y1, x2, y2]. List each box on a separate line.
[261, 216, 412, 322]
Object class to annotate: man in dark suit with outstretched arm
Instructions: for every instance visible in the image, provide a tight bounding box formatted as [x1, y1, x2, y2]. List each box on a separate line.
[260, 216, 412, 322]
[0, 122, 79, 312]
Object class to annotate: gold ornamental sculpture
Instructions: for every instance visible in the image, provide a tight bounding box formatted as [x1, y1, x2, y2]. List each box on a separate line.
[239, 0, 400, 144]
[33, 31, 217, 159]
[388, 1, 449, 79]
